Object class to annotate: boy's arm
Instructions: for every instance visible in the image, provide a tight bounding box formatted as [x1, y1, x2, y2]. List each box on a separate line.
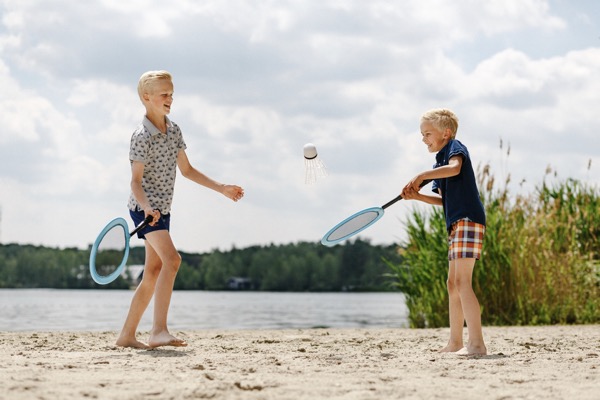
[402, 190, 443, 205]
[407, 155, 462, 190]
[131, 161, 161, 224]
[177, 149, 244, 202]
[401, 155, 462, 205]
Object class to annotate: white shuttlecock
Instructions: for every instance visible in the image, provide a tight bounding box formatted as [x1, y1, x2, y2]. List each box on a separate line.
[303, 143, 328, 185]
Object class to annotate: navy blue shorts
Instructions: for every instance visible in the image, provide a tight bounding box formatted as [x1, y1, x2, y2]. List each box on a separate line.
[129, 209, 171, 239]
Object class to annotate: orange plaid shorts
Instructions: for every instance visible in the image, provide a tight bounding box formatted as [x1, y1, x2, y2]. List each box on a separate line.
[448, 218, 485, 261]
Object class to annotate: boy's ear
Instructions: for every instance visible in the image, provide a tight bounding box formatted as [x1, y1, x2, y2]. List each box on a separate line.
[444, 128, 452, 139]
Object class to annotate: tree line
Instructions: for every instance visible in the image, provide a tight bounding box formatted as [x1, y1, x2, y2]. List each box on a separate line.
[0, 239, 403, 291]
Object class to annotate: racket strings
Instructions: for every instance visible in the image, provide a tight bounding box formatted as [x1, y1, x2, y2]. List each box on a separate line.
[325, 210, 381, 242]
[94, 225, 128, 278]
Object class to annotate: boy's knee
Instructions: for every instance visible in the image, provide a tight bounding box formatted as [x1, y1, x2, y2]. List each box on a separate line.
[446, 278, 457, 292]
[141, 265, 161, 284]
[454, 278, 472, 293]
[165, 252, 182, 272]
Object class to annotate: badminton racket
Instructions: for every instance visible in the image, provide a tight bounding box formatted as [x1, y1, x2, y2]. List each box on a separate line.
[321, 180, 432, 247]
[89, 215, 153, 285]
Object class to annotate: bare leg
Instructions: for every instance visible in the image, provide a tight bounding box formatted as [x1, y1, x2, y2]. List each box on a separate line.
[439, 260, 465, 352]
[454, 258, 486, 355]
[144, 230, 187, 348]
[116, 242, 162, 348]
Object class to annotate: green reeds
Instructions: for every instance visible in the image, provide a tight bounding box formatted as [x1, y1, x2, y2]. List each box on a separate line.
[387, 164, 600, 328]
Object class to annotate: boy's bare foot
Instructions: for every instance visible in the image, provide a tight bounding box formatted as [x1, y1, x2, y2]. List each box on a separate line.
[456, 345, 487, 356]
[439, 343, 464, 353]
[148, 331, 188, 348]
[115, 336, 150, 349]
[466, 344, 487, 356]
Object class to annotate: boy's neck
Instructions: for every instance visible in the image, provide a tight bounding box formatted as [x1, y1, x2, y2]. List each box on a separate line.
[436, 139, 452, 155]
[145, 112, 168, 133]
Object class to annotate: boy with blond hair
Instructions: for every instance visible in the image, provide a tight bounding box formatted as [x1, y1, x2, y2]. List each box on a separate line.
[402, 108, 487, 356]
[116, 70, 244, 349]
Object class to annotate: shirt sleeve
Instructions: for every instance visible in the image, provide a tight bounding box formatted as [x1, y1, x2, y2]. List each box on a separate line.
[129, 131, 150, 162]
[431, 161, 441, 193]
[170, 123, 187, 152]
[177, 128, 187, 151]
[432, 179, 440, 193]
[448, 140, 468, 160]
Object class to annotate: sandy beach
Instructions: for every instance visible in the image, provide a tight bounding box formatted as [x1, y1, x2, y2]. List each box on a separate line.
[1, 325, 598, 399]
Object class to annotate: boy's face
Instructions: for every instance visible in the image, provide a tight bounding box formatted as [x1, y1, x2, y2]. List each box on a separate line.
[143, 79, 174, 116]
[420, 121, 451, 153]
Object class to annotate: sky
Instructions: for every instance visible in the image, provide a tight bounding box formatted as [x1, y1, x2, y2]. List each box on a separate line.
[0, 0, 599, 254]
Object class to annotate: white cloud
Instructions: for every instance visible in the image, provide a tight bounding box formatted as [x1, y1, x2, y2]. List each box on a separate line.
[0, 61, 41, 143]
[473, 0, 565, 34]
[0, 0, 597, 252]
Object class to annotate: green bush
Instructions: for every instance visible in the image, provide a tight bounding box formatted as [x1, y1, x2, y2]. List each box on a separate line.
[387, 164, 600, 327]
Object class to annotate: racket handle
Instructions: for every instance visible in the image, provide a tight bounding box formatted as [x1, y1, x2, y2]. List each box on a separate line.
[419, 178, 433, 188]
[382, 195, 403, 210]
[382, 179, 433, 209]
[129, 214, 155, 237]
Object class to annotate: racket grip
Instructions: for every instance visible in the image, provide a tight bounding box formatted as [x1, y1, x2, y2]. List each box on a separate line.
[382, 179, 433, 209]
[129, 214, 155, 237]
[419, 179, 433, 188]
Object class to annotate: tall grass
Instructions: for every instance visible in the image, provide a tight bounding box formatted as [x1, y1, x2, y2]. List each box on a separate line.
[387, 163, 600, 328]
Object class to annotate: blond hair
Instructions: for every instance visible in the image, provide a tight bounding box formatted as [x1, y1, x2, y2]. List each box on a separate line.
[421, 108, 459, 138]
[137, 70, 172, 102]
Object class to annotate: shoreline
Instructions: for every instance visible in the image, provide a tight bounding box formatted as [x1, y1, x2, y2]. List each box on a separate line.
[2, 325, 599, 399]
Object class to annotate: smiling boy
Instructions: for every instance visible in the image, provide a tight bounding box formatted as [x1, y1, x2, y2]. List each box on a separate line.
[402, 108, 487, 356]
[116, 70, 244, 349]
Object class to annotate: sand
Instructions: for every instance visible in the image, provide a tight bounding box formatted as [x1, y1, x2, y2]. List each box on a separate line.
[1, 325, 598, 400]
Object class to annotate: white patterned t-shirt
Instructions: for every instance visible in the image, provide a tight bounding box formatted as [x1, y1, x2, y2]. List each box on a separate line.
[127, 116, 187, 214]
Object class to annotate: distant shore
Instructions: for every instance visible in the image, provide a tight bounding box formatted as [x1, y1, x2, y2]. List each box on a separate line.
[2, 325, 599, 399]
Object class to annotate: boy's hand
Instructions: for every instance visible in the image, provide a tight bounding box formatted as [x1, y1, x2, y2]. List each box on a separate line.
[144, 208, 161, 226]
[401, 186, 418, 200]
[406, 175, 425, 192]
[402, 175, 423, 199]
[222, 185, 245, 202]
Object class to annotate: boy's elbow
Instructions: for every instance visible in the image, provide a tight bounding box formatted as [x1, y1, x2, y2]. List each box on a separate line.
[179, 165, 192, 178]
[448, 163, 462, 177]
[130, 179, 141, 191]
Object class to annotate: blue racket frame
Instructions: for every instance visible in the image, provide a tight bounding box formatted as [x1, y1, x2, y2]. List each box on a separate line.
[89, 215, 153, 285]
[321, 207, 385, 247]
[89, 217, 130, 285]
[321, 179, 432, 247]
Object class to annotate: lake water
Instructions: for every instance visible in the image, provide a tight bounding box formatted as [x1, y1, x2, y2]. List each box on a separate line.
[0, 289, 408, 332]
